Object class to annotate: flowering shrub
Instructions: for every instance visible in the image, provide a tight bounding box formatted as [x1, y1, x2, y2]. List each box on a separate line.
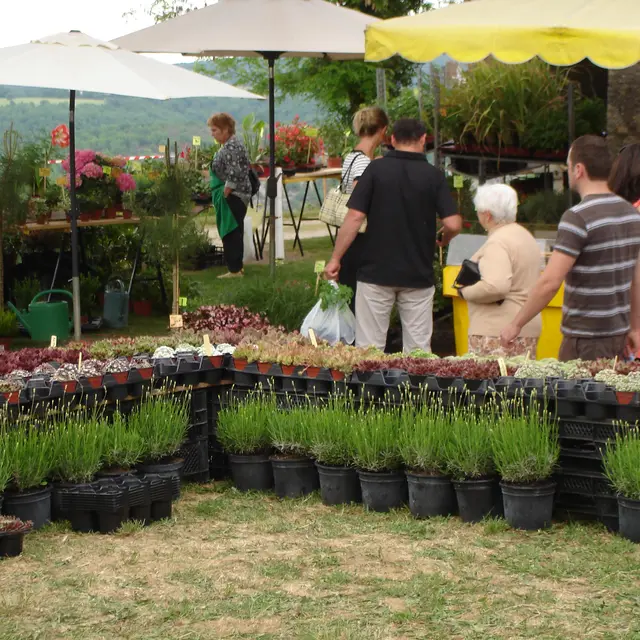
[183, 305, 272, 343]
[271, 116, 323, 167]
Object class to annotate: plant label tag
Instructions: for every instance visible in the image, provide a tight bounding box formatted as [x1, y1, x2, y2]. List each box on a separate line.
[39, 167, 51, 177]
[169, 314, 183, 329]
[453, 175, 464, 189]
[498, 358, 507, 377]
[50, 335, 57, 348]
[56, 176, 67, 186]
[0, 345, 4, 352]
[179, 297, 187, 307]
[203, 334, 212, 356]
[308, 328, 318, 347]
[192, 136, 201, 147]
[78, 353, 82, 370]
[314, 260, 326, 274]
[159, 145, 166, 153]
[103, 166, 112, 176]
[132, 161, 142, 171]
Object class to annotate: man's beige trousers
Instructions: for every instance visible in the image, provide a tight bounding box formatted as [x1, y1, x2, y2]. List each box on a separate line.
[355, 281, 435, 353]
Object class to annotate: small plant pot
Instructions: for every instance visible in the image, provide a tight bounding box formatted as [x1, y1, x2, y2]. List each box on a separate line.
[105, 206, 118, 219]
[2, 486, 52, 530]
[257, 362, 273, 375]
[316, 463, 361, 506]
[280, 364, 296, 376]
[233, 358, 248, 371]
[327, 156, 342, 169]
[208, 355, 223, 368]
[329, 370, 346, 382]
[500, 481, 556, 530]
[132, 300, 153, 317]
[304, 366, 321, 379]
[406, 472, 457, 519]
[61, 380, 78, 394]
[358, 470, 407, 513]
[617, 391, 635, 405]
[0, 531, 26, 558]
[2, 391, 19, 404]
[453, 477, 498, 523]
[228, 453, 273, 492]
[618, 496, 640, 543]
[137, 459, 184, 501]
[270, 456, 319, 499]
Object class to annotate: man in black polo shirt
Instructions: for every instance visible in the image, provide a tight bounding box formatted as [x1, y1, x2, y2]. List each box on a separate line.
[325, 119, 462, 352]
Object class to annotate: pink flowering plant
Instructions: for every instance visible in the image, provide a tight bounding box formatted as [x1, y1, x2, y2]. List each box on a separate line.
[271, 116, 323, 167]
[62, 150, 136, 212]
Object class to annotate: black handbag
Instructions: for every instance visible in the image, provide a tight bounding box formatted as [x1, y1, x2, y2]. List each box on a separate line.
[453, 259, 481, 288]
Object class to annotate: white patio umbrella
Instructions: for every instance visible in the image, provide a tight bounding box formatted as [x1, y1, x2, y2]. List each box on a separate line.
[113, 0, 380, 276]
[0, 31, 262, 340]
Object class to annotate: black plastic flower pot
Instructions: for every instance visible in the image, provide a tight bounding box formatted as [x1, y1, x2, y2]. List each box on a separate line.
[229, 453, 274, 492]
[316, 463, 361, 506]
[500, 481, 556, 530]
[453, 477, 498, 523]
[270, 456, 319, 499]
[137, 459, 184, 501]
[2, 486, 52, 530]
[406, 472, 457, 519]
[98, 511, 125, 534]
[151, 500, 172, 521]
[69, 509, 97, 533]
[52, 481, 95, 522]
[0, 532, 25, 558]
[618, 496, 640, 543]
[358, 470, 407, 513]
[130, 504, 152, 526]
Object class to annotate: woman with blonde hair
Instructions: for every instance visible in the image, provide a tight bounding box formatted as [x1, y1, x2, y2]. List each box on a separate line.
[458, 183, 542, 357]
[208, 112, 251, 278]
[339, 106, 389, 309]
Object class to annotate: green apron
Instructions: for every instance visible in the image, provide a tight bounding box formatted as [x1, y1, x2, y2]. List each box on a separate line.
[210, 169, 238, 239]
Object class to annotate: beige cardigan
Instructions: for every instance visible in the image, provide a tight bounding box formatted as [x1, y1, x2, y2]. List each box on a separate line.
[461, 223, 542, 338]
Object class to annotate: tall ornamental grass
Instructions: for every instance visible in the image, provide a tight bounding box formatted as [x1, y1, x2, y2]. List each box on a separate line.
[604, 428, 640, 500]
[309, 395, 357, 467]
[217, 392, 274, 455]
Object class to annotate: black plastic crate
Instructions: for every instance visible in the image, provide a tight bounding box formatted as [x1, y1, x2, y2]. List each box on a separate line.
[559, 419, 622, 444]
[555, 468, 614, 497]
[178, 436, 210, 480]
[555, 492, 619, 519]
[554, 506, 618, 532]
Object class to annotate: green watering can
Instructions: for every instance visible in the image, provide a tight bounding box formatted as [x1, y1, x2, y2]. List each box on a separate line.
[7, 289, 74, 342]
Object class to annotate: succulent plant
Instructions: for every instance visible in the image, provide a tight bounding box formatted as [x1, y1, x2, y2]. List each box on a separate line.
[0, 516, 33, 534]
[53, 363, 80, 382]
[152, 346, 175, 359]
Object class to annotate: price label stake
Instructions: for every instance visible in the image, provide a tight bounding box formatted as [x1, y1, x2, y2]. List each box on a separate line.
[50, 335, 57, 348]
[103, 166, 112, 176]
[192, 136, 201, 147]
[56, 176, 67, 186]
[39, 167, 51, 178]
[308, 328, 318, 347]
[203, 334, 213, 356]
[159, 145, 166, 153]
[498, 358, 508, 377]
[78, 352, 83, 370]
[179, 297, 188, 307]
[314, 260, 326, 274]
[453, 175, 464, 190]
[169, 314, 183, 329]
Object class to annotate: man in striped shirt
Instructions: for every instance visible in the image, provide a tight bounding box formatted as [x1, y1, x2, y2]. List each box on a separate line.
[501, 135, 640, 361]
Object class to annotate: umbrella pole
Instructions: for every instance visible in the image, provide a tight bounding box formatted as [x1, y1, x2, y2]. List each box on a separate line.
[68, 90, 82, 341]
[265, 53, 279, 279]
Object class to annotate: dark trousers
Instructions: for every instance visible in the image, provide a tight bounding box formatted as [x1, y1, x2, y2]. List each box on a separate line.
[340, 235, 365, 314]
[559, 335, 627, 362]
[222, 195, 247, 273]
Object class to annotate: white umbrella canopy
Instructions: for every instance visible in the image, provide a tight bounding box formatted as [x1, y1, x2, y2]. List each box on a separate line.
[112, 0, 378, 59]
[0, 31, 263, 340]
[0, 31, 262, 99]
[113, 0, 380, 276]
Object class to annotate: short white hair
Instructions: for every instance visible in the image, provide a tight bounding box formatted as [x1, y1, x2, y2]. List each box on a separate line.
[473, 184, 518, 223]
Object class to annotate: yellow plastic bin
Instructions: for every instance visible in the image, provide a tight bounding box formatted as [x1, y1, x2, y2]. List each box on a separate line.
[442, 265, 564, 360]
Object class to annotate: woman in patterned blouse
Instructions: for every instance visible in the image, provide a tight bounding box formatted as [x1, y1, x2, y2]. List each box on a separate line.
[209, 113, 252, 278]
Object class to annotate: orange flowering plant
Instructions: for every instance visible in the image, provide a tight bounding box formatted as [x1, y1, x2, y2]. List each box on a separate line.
[270, 116, 323, 167]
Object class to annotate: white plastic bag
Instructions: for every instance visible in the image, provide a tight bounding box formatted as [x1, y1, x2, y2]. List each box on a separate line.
[300, 281, 356, 345]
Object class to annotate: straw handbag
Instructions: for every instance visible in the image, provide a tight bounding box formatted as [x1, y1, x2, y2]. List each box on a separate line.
[319, 152, 367, 233]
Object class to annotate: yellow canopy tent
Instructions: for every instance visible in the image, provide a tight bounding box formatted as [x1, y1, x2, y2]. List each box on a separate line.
[365, 0, 640, 68]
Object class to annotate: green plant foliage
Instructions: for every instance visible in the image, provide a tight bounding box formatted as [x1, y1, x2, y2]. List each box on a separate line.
[100, 411, 145, 470]
[129, 389, 190, 462]
[604, 428, 640, 500]
[517, 190, 571, 226]
[490, 396, 559, 484]
[399, 398, 451, 474]
[217, 392, 274, 455]
[268, 405, 314, 458]
[319, 280, 353, 312]
[352, 407, 402, 472]
[49, 408, 104, 484]
[309, 395, 357, 467]
[446, 404, 494, 480]
[3, 420, 53, 491]
[13, 275, 41, 310]
[0, 308, 18, 337]
[0, 425, 11, 493]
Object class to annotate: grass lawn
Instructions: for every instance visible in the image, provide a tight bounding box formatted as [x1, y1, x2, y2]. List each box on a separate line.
[1, 482, 639, 639]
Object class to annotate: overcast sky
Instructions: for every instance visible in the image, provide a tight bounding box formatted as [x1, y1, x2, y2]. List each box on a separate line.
[3, 0, 193, 62]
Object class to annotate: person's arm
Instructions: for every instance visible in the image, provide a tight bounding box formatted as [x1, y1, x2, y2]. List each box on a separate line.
[500, 250, 576, 345]
[325, 209, 367, 280]
[223, 139, 249, 198]
[461, 244, 511, 304]
[627, 257, 640, 354]
[438, 214, 463, 247]
[434, 172, 462, 246]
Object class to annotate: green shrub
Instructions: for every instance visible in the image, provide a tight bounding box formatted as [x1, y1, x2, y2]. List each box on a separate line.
[604, 428, 640, 500]
[268, 405, 314, 458]
[0, 308, 18, 337]
[352, 407, 402, 472]
[100, 411, 145, 470]
[4, 423, 53, 491]
[309, 395, 357, 467]
[218, 393, 274, 455]
[446, 405, 494, 480]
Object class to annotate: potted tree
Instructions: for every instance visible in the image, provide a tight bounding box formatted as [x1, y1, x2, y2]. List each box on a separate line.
[241, 113, 266, 172]
[603, 428, 640, 543]
[310, 395, 361, 506]
[2, 423, 53, 529]
[217, 393, 274, 492]
[353, 407, 406, 512]
[492, 396, 559, 530]
[447, 404, 498, 523]
[134, 390, 190, 500]
[400, 399, 457, 519]
[320, 119, 348, 168]
[268, 404, 319, 498]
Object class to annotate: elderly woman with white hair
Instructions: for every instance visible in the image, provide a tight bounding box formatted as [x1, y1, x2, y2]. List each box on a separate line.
[458, 183, 542, 357]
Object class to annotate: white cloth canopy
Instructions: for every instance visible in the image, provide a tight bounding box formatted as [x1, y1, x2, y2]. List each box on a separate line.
[0, 31, 263, 99]
[112, 0, 378, 59]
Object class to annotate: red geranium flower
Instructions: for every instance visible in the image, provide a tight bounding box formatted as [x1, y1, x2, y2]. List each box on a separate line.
[51, 124, 70, 148]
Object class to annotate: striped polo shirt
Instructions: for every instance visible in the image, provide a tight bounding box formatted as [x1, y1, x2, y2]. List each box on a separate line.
[554, 194, 640, 338]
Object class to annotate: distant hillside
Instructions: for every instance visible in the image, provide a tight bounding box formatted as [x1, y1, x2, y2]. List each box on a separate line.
[0, 79, 321, 156]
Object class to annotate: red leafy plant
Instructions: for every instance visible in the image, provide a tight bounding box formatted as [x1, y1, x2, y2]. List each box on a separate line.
[0, 516, 33, 534]
[183, 305, 274, 344]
